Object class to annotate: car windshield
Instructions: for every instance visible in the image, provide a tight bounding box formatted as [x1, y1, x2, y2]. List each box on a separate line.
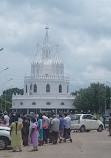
[71, 115, 80, 121]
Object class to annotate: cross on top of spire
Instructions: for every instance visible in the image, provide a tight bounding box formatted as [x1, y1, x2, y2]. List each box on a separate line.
[45, 26, 49, 30]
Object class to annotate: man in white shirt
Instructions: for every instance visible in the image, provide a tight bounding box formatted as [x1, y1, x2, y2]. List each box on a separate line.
[4, 111, 10, 126]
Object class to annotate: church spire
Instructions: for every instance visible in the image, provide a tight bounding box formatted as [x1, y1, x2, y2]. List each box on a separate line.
[33, 43, 41, 63]
[43, 26, 49, 46]
[42, 26, 51, 61]
[54, 44, 61, 64]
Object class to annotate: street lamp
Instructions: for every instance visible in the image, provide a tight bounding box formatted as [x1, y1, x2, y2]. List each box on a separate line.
[0, 67, 9, 74]
[0, 48, 3, 51]
[4, 67, 9, 71]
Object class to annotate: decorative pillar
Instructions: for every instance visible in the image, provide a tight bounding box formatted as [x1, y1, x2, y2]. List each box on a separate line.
[56, 109, 57, 115]
[27, 109, 29, 114]
[67, 109, 69, 113]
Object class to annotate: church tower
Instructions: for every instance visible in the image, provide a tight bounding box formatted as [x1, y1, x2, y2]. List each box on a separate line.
[12, 28, 75, 114]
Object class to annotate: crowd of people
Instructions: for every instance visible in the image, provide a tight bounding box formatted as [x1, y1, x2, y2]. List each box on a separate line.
[0, 111, 72, 152]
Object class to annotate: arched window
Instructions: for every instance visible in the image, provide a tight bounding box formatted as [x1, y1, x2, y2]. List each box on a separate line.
[61, 102, 64, 105]
[26, 85, 27, 93]
[67, 86, 69, 93]
[46, 84, 50, 93]
[32, 102, 36, 105]
[47, 102, 51, 105]
[59, 84, 62, 93]
[20, 102, 23, 105]
[30, 84, 32, 90]
[34, 84, 37, 93]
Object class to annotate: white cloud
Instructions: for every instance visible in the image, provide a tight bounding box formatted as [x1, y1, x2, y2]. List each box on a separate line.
[0, 0, 111, 93]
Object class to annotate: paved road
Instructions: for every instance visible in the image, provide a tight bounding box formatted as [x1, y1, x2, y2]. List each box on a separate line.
[1, 130, 111, 158]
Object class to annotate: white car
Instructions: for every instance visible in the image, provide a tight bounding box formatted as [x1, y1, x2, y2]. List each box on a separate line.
[70, 114, 104, 132]
[0, 126, 11, 149]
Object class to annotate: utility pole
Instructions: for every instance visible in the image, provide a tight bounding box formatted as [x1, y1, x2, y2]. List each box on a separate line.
[2, 78, 13, 111]
[0, 67, 10, 111]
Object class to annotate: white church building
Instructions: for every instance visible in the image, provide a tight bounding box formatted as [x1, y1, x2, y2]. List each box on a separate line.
[12, 28, 75, 114]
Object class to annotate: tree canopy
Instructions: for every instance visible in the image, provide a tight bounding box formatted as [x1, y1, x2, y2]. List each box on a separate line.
[74, 83, 111, 114]
[0, 88, 23, 113]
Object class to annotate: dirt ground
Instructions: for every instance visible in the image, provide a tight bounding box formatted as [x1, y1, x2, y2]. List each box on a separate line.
[1, 130, 111, 158]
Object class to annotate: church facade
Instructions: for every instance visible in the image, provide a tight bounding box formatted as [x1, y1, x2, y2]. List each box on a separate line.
[12, 28, 75, 114]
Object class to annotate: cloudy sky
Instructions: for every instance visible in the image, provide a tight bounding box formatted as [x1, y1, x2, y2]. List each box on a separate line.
[0, 0, 111, 93]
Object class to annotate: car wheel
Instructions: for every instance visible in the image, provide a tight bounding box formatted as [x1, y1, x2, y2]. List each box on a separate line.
[80, 125, 85, 132]
[97, 125, 103, 132]
[0, 138, 7, 150]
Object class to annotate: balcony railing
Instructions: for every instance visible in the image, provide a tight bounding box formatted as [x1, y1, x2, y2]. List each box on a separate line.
[24, 75, 69, 81]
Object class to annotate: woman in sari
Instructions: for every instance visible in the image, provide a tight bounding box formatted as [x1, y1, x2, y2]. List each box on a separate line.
[10, 116, 23, 152]
[38, 115, 44, 145]
[30, 118, 38, 151]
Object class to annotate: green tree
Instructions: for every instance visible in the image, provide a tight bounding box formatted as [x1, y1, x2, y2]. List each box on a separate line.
[0, 88, 23, 113]
[74, 83, 111, 114]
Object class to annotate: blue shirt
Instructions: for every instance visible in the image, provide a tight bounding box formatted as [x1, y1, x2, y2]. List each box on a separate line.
[18, 118, 23, 122]
[64, 116, 71, 129]
[59, 117, 64, 130]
